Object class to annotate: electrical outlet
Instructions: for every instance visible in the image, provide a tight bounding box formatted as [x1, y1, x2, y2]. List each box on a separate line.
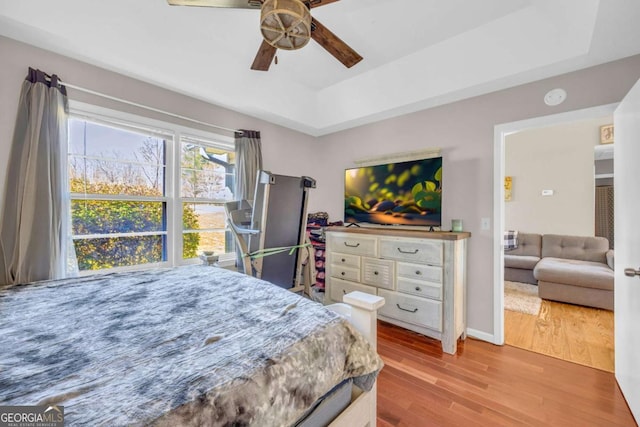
[481, 217, 491, 230]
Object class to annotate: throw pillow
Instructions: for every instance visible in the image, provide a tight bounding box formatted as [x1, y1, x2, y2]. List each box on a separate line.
[504, 230, 519, 250]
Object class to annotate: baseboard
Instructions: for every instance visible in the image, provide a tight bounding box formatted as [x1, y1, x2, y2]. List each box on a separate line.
[466, 328, 500, 345]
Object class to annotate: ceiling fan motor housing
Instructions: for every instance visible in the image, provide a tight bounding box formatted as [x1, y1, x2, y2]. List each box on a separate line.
[260, 0, 311, 50]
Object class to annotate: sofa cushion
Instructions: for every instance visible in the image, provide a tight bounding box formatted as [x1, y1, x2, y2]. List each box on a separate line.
[504, 254, 540, 270]
[504, 233, 541, 257]
[533, 257, 614, 291]
[541, 234, 609, 263]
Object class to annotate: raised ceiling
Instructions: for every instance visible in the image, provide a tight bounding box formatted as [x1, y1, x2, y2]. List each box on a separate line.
[1, 0, 640, 136]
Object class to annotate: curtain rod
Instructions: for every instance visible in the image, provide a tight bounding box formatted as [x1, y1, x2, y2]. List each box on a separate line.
[56, 80, 241, 135]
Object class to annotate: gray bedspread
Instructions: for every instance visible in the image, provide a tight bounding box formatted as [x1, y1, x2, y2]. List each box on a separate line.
[0, 265, 382, 426]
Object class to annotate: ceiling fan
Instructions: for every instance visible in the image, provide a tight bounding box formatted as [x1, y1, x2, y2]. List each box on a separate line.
[167, 0, 363, 71]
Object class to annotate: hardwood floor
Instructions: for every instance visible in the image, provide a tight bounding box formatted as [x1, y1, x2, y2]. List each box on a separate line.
[505, 300, 614, 372]
[376, 321, 636, 427]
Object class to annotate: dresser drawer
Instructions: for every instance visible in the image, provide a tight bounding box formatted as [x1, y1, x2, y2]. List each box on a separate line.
[329, 278, 377, 303]
[380, 238, 443, 265]
[330, 265, 360, 282]
[329, 252, 361, 269]
[397, 277, 442, 300]
[378, 289, 442, 331]
[396, 262, 442, 283]
[328, 233, 377, 257]
[362, 257, 394, 289]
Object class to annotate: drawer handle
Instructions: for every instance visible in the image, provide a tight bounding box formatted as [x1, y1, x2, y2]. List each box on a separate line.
[415, 270, 422, 275]
[415, 286, 421, 291]
[374, 271, 379, 276]
[341, 271, 346, 276]
[342, 290, 347, 294]
[397, 248, 419, 254]
[396, 304, 418, 313]
[341, 258, 346, 262]
[344, 242, 360, 248]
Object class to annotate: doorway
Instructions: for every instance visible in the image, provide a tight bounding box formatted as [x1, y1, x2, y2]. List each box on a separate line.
[492, 103, 618, 361]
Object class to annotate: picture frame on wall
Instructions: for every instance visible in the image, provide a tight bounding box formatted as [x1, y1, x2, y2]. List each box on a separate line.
[505, 176, 512, 201]
[600, 124, 614, 144]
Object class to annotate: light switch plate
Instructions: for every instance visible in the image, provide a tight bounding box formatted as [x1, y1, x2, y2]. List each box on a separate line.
[481, 217, 490, 230]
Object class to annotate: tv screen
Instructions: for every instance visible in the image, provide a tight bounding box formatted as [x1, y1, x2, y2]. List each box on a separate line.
[344, 157, 442, 227]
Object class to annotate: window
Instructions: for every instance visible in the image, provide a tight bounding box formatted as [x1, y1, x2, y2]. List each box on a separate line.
[68, 105, 235, 272]
[180, 136, 236, 259]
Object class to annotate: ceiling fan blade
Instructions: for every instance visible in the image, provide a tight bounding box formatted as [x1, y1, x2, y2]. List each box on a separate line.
[311, 18, 362, 68]
[307, 0, 340, 8]
[167, 0, 261, 9]
[251, 40, 277, 71]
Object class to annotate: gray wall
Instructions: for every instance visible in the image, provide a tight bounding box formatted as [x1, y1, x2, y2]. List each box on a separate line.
[2, 34, 640, 338]
[0, 35, 321, 214]
[315, 55, 640, 336]
[505, 117, 611, 236]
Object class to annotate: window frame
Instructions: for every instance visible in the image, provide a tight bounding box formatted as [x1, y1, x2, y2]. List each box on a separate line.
[179, 134, 236, 260]
[68, 101, 235, 274]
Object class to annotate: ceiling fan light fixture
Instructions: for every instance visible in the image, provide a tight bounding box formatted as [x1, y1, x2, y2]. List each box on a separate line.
[260, 0, 312, 50]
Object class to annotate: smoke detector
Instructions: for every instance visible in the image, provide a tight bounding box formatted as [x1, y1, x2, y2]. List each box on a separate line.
[544, 88, 567, 106]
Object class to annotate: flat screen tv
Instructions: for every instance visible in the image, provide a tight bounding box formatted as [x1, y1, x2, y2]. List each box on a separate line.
[344, 157, 442, 227]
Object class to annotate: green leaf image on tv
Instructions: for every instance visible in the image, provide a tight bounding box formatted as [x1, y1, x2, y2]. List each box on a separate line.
[344, 157, 442, 227]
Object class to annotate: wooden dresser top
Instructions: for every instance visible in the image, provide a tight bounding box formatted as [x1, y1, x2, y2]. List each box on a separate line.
[326, 226, 471, 241]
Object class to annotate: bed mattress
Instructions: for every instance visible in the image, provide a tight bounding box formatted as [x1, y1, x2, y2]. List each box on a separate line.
[0, 265, 382, 426]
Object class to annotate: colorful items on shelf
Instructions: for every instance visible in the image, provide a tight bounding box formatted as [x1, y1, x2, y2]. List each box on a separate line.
[306, 212, 342, 292]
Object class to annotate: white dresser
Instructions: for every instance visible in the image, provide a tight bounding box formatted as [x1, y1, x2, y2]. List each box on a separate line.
[325, 227, 470, 354]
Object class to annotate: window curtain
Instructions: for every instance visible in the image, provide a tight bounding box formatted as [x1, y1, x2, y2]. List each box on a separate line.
[233, 130, 263, 272]
[234, 130, 263, 201]
[0, 68, 76, 286]
[595, 185, 614, 249]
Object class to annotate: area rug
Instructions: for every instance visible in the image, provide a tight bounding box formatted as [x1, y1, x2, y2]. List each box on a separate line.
[504, 281, 542, 315]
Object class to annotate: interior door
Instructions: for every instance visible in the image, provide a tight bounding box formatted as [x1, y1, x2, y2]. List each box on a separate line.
[614, 77, 640, 420]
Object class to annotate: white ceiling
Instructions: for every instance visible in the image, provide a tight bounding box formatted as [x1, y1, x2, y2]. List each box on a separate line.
[1, 0, 640, 136]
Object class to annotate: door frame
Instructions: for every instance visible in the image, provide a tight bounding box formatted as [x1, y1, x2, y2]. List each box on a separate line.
[491, 103, 618, 345]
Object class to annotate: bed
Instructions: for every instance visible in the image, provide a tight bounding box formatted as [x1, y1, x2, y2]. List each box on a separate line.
[0, 265, 383, 426]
